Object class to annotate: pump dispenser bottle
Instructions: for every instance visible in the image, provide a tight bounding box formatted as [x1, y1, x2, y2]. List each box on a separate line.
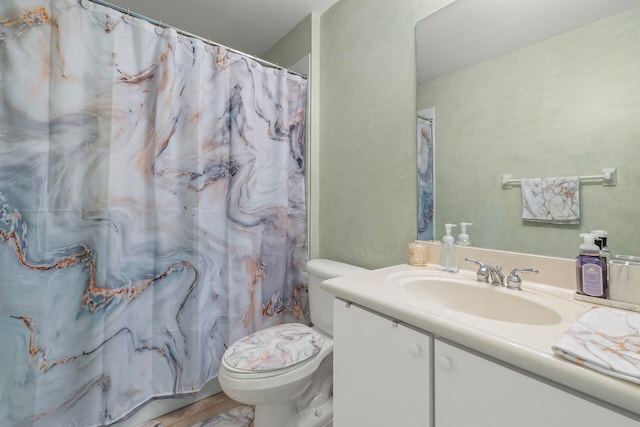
[439, 224, 459, 273]
[457, 222, 474, 246]
[591, 229, 612, 261]
[576, 233, 608, 298]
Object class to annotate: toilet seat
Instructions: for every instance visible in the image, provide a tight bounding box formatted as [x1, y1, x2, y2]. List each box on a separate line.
[222, 323, 324, 377]
[219, 331, 333, 398]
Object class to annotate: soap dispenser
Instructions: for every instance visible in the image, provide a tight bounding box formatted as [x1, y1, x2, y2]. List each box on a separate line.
[591, 229, 612, 261]
[456, 222, 474, 246]
[439, 224, 459, 273]
[576, 233, 607, 298]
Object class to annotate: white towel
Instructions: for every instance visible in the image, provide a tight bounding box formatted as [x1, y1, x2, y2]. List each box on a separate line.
[552, 307, 640, 384]
[521, 176, 579, 224]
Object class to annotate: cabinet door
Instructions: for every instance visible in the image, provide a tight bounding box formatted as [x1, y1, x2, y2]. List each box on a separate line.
[333, 300, 432, 427]
[434, 339, 639, 427]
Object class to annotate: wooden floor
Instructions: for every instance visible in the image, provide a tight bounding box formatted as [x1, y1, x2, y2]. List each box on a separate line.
[136, 392, 253, 427]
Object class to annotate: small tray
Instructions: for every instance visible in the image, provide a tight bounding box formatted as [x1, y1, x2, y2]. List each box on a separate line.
[573, 293, 640, 313]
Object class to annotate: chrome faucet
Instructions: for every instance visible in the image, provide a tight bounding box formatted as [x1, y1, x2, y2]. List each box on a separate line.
[465, 258, 539, 290]
[487, 265, 505, 287]
[464, 257, 504, 286]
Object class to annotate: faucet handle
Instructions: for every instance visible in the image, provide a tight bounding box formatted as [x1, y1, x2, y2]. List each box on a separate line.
[464, 257, 490, 283]
[464, 257, 485, 267]
[506, 268, 539, 290]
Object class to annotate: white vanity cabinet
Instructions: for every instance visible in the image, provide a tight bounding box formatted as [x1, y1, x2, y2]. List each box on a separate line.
[333, 300, 432, 427]
[434, 339, 639, 427]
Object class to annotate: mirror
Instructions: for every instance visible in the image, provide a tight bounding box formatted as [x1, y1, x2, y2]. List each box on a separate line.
[416, 0, 640, 259]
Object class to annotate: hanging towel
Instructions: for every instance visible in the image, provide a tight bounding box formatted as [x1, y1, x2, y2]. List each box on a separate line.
[521, 176, 580, 224]
[552, 307, 640, 384]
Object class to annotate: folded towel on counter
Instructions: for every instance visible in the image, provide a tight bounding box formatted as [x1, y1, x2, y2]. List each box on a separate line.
[521, 176, 579, 224]
[552, 307, 640, 384]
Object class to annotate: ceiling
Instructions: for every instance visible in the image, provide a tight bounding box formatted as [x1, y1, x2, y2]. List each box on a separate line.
[417, 0, 640, 82]
[105, 0, 340, 57]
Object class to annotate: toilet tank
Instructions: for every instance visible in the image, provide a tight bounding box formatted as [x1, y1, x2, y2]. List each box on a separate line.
[305, 259, 369, 336]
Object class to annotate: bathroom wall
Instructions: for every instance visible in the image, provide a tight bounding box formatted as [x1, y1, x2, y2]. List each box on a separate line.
[263, 14, 312, 67]
[317, 0, 454, 269]
[417, 7, 640, 258]
[262, 0, 458, 269]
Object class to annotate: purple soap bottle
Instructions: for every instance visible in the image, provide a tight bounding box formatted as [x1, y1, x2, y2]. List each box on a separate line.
[576, 233, 608, 298]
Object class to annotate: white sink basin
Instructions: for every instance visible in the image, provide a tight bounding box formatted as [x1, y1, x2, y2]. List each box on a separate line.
[390, 274, 562, 326]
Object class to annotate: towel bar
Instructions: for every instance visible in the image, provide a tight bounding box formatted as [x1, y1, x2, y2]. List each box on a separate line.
[502, 167, 617, 190]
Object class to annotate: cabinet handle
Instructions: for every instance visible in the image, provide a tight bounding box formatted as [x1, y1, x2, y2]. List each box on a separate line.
[437, 355, 453, 371]
[408, 342, 422, 356]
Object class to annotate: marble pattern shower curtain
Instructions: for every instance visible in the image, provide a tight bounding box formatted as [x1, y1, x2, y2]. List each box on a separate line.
[417, 117, 434, 241]
[0, 0, 308, 425]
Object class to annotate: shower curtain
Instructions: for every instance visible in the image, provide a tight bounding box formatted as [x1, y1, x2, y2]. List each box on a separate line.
[417, 117, 434, 241]
[0, 0, 308, 425]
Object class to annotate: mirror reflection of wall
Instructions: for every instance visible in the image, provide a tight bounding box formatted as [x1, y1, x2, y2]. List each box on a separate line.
[416, 1, 640, 259]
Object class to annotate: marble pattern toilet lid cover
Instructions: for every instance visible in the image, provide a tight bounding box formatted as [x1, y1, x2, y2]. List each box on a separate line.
[224, 323, 324, 372]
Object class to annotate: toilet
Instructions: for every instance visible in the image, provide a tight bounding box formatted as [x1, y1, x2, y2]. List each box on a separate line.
[218, 259, 368, 427]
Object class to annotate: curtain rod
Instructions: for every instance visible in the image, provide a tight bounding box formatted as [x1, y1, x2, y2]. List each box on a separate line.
[417, 115, 433, 121]
[81, 0, 307, 79]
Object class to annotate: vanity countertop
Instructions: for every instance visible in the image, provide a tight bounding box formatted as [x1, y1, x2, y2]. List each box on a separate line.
[321, 264, 640, 417]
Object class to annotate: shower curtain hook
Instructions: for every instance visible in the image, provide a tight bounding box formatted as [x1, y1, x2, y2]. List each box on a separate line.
[155, 20, 164, 35]
[122, 8, 132, 24]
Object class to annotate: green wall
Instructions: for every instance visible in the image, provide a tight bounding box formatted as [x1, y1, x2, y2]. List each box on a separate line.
[318, 0, 453, 269]
[264, 1, 640, 265]
[263, 0, 455, 268]
[418, 8, 640, 258]
[262, 14, 312, 68]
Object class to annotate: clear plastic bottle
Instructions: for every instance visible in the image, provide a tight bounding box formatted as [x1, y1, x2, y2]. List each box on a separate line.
[439, 224, 459, 273]
[456, 222, 473, 246]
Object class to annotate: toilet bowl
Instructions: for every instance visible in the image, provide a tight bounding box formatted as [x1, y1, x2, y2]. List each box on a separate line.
[218, 259, 368, 427]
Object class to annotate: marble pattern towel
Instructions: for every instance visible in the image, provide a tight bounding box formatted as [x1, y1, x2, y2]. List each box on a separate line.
[521, 176, 580, 224]
[552, 307, 640, 384]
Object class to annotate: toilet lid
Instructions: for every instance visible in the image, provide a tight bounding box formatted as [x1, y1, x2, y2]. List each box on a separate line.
[223, 323, 324, 373]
